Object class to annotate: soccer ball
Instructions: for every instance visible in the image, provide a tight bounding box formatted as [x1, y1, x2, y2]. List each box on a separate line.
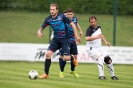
[28, 70, 38, 80]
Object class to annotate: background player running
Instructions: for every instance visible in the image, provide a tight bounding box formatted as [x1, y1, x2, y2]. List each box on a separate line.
[59, 8, 83, 78]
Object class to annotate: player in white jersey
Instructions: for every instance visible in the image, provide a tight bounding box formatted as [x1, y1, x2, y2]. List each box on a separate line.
[86, 16, 119, 80]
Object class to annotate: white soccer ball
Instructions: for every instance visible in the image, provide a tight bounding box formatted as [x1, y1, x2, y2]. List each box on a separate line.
[28, 70, 38, 80]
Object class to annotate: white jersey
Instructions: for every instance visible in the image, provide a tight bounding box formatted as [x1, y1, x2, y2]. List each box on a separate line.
[86, 25, 108, 59]
[86, 25, 102, 50]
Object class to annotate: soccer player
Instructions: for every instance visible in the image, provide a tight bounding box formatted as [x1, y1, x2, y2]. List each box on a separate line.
[85, 16, 119, 80]
[62, 9, 68, 17]
[50, 9, 81, 78]
[38, 3, 81, 79]
[67, 8, 83, 37]
[58, 8, 83, 78]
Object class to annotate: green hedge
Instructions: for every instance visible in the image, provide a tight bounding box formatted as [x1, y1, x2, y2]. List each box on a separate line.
[0, 0, 133, 15]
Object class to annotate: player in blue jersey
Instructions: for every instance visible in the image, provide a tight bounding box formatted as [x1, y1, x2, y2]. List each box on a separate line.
[58, 8, 83, 78]
[37, 3, 81, 79]
[67, 8, 83, 38]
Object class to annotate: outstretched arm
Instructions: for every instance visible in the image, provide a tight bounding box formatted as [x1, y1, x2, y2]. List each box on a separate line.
[70, 22, 81, 43]
[76, 23, 83, 36]
[37, 27, 44, 38]
[86, 34, 102, 41]
[50, 31, 54, 40]
[101, 34, 110, 47]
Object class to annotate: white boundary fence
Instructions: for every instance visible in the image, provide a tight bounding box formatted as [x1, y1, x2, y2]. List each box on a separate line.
[0, 43, 133, 64]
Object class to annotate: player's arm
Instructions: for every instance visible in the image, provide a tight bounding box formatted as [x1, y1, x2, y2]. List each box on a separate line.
[63, 14, 81, 43]
[37, 18, 49, 38]
[85, 27, 100, 41]
[70, 22, 81, 43]
[76, 23, 83, 36]
[50, 31, 54, 40]
[86, 34, 102, 41]
[38, 27, 43, 38]
[101, 34, 110, 47]
[85, 28, 102, 41]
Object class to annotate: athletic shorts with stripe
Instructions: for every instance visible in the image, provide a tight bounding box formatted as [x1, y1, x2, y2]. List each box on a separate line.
[48, 38, 70, 55]
[86, 47, 108, 60]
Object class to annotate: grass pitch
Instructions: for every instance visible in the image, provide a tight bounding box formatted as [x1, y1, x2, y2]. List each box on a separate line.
[0, 61, 133, 88]
[0, 11, 133, 46]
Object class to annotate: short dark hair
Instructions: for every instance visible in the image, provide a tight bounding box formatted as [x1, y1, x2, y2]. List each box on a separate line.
[63, 10, 67, 13]
[67, 8, 74, 13]
[89, 16, 97, 22]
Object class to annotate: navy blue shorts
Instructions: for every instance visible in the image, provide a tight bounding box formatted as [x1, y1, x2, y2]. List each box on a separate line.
[48, 38, 70, 55]
[69, 41, 78, 55]
[59, 40, 78, 56]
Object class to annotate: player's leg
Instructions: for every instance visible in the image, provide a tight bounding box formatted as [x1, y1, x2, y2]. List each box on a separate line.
[57, 39, 70, 77]
[70, 55, 76, 71]
[39, 39, 59, 79]
[61, 39, 71, 61]
[97, 55, 106, 79]
[39, 50, 53, 79]
[69, 41, 79, 77]
[64, 41, 78, 66]
[59, 54, 66, 77]
[63, 53, 78, 66]
[104, 56, 119, 80]
[87, 48, 106, 80]
[59, 48, 66, 73]
[99, 48, 119, 80]
[70, 55, 79, 77]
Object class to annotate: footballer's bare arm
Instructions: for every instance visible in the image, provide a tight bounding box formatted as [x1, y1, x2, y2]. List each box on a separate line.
[37, 27, 44, 38]
[86, 34, 102, 41]
[76, 23, 83, 36]
[101, 35, 110, 47]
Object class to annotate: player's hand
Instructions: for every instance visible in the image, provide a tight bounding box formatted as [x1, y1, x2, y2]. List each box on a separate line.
[38, 30, 42, 38]
[76, 41, 79, 45]
[50, 38, 53, 40]
[75, 35, 81, 43]
[105, 42, 110, 47]
[80, 31, 83, 36]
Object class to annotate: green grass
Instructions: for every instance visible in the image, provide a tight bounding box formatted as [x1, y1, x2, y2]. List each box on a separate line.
[0, 11, 133, 46]
[0, 61, 133, 88]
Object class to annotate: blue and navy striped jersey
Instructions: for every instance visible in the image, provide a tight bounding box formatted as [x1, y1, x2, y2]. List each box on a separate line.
[72, 17, 78, 25]
[67, 17, 78, 41]
[41, 13, 71, 38]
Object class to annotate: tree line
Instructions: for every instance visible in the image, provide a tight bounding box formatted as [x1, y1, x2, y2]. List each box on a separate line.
[0, 0, 133, 15]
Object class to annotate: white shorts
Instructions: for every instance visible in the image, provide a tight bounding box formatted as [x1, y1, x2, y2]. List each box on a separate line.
[86, 47, 108, 60]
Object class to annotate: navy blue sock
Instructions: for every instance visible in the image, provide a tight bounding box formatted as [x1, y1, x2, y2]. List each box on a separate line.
[59, 58, 66, 72]
[70, 56, 75, 71]
[44, 59, 51, 75]
[70, 55, 74, 61]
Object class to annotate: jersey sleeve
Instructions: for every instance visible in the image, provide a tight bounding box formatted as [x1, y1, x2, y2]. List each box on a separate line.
[41, 17, 49, 29]
[75, 17, 78, 25]
[97, 25, 102, 33]
[63, 14, 72, 24]
[86, 27, 92, 37]
[72, 17, 78, 25]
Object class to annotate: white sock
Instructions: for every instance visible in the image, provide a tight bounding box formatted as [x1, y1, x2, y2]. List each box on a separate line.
[107, 63, 115, 77]
[97, 56, 104, 76]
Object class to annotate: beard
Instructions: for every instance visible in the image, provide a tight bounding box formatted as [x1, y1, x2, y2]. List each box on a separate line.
[51, 13, 57, 17]
[91, 24, 96, 28]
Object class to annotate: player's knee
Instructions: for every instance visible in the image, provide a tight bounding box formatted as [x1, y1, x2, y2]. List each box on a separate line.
[46, 51, 53, 59]
[59, 55, 63, 58]
[63, 55, 70, 61]
[104, 56, 112, 64]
